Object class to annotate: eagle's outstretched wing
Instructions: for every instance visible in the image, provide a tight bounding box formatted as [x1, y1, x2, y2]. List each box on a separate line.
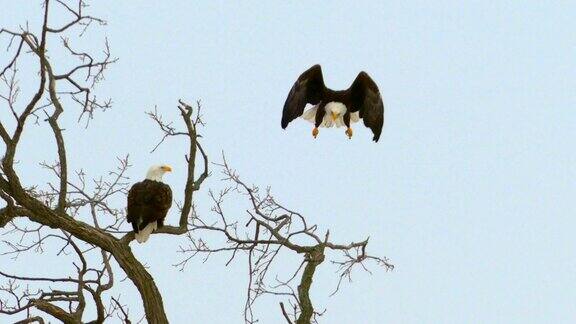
[281, 64, 326, 129]
[349, 71, 384, 142]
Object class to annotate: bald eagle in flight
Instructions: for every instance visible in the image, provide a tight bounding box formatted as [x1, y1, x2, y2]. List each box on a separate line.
[127, 165, 173, 243]
[281, 64, 384, 142]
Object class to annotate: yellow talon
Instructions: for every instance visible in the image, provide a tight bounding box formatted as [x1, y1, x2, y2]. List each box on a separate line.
[312, 127, 319, 138]
[345, 128, 353, 139]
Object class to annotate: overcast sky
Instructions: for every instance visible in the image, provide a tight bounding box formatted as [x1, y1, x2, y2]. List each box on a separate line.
[1, 1, 575, 323]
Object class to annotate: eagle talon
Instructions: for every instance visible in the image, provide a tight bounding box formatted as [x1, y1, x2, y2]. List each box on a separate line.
[345, 128, 353, 139]
[312, 127, 319, 138]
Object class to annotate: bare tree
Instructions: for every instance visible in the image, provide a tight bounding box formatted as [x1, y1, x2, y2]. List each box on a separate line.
[0, 1, 392, 323]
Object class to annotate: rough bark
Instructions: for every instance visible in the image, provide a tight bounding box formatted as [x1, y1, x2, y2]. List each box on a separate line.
[296, 247, 325, 324]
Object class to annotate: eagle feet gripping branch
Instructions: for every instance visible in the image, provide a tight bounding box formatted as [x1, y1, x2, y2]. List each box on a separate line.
[281, 64, 384, 142]
[127, 165, 173, 244]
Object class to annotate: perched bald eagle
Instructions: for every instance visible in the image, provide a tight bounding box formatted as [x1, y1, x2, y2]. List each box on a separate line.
[127, 165, 173, 243]
[281, 64, 384, 142]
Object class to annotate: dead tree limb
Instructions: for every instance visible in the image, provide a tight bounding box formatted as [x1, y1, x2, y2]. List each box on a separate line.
[176, 157, 394, 324]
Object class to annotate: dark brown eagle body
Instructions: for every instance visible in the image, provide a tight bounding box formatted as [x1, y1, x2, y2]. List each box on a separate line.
[281, 64, 384, 142]
[127, 179, 172, 240]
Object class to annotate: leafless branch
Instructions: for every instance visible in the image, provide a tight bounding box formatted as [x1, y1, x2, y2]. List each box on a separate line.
[177, 158, 393, 323]
[120, 99, 209, 243]
[0, 1, 166, 323]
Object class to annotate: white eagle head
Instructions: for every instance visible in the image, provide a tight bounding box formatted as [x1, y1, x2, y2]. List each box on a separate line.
[146, 165, 172, 182]
[326, 102, 347, 121]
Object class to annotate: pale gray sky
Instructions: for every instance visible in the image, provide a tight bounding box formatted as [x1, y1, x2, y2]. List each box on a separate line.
[1, 1, 575, 323]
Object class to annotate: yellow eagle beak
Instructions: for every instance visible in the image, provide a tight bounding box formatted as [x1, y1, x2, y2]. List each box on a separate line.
[331, 112, 338, 120]
[161, 165, 173, 172]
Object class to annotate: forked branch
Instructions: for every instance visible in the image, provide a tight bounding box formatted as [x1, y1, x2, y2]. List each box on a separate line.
[176, 158, 393, 324]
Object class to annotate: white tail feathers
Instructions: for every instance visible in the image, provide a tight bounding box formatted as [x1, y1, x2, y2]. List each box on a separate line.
[350, 111, 360, 123]
[302, 104, 319, 123]
[135, 222, 158, 244]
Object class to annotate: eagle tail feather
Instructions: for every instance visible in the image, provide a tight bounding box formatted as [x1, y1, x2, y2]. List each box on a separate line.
[135, 222, 157, 244]
[301, 105, 318, 123]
